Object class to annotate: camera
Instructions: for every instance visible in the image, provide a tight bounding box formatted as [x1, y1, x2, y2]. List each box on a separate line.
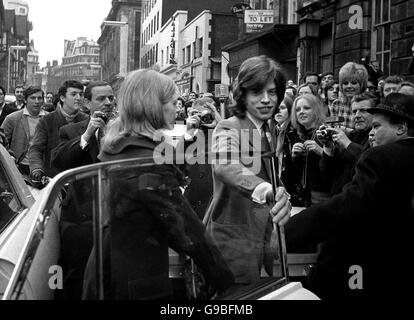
[96, 111, 114, 124]
[319, 116, 345, 141]
[200, 112, 214, 125]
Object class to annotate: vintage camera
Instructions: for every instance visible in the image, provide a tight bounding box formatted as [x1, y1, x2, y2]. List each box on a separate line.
[188, 108, 214, 125]
[319, 116, 345, 141]
[199, 112, 214, 125]
[96, 111, 115, 124]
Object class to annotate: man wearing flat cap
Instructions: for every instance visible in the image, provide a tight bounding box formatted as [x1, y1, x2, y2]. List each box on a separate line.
[278, 93, 414, 300]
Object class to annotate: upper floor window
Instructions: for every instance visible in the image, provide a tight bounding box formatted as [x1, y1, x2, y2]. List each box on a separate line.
[372, 0, 391, 76]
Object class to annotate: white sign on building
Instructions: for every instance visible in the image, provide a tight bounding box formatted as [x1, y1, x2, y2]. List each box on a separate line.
[244, 10, 274, 24]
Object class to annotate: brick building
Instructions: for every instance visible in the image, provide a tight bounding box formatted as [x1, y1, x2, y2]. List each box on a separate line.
[0, 0, 31, 93]
[98, 0, 141, 90]
[296, 0, 414, 83]
[221, 0, 299, 84]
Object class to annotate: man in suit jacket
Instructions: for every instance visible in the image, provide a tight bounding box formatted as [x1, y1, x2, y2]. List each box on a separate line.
[319, 92, 377, 196]
[206, 56, 291, 289]
[1, 86, 46, 176]
[0, 85, 17, 127]
[29, 80, 87, 180]
[280, 93, 414, 300]
[51, 81, 115, 300]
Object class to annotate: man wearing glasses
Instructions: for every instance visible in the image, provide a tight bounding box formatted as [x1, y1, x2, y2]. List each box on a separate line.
[29, 80, 87, 182]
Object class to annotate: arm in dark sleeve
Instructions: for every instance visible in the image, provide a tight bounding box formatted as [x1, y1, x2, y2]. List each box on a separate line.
[286, 149, 383, 251]
[29, 118, 48, 172]
[51, 127, 86, 171]
[342, 141, 365, 163]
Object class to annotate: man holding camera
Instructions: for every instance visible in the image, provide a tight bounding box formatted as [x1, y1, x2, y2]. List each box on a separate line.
[51, 81, 114, 300]
[52, 81, 114, 171]
[318, 92, 377, 196]
[281, 93, 414, 299]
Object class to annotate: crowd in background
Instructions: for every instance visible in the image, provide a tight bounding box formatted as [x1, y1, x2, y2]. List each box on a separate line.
[1, 55, 414, 301]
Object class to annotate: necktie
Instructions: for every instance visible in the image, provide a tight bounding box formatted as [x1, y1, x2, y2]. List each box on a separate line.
[261, 121, 272, 154]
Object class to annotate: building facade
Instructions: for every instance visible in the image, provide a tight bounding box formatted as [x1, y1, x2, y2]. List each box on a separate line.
[60, 37, 101, 83]
[296, 0, 414, 82]
[98, 0, 141, 90]
[140, 0, 241, 93]
[222, 0, 299, 84]
[0, 0, 31, 93]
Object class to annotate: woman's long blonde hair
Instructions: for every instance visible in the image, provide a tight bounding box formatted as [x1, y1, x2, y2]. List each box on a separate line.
[291, 94, 326, 139]
[104, 69, 178, 145]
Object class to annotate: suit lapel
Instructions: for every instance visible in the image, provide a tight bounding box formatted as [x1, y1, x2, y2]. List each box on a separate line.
[20, 111, 30, 140]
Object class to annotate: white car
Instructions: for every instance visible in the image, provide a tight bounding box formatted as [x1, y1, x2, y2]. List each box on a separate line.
[0, 143, 318, 300]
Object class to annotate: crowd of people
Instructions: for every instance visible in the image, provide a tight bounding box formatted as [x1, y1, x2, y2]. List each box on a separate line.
[0, 53, 413, 301]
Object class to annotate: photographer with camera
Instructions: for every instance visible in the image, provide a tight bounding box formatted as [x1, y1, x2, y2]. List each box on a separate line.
[317, 92, 377, 196]
[184, 97, 222, 220]
[51, 81, 115, 300]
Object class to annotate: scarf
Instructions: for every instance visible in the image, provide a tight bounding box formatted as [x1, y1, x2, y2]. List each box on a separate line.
[59, 104, 80, 123]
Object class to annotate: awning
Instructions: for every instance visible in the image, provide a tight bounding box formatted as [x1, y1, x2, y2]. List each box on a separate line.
[222, 24, 299, 53]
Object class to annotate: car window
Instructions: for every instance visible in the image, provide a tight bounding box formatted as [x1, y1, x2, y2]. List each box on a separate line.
[0, 163, 23, 232]
[4, 156, 289, 300]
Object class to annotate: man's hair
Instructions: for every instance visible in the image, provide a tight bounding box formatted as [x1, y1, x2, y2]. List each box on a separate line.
[46, 91, 54, 96]
[0, 85, 5, 96]
[23, 86, 44, 100]
[84, 81, 110, 101]
[14, 84, 24, 91]
[321, 71, 334, 79]
[384, 75, 404, 85]
[303, 71, 320, 84]
[58, 80, 84, 101]
[285, 85, 297, 97]
[352, 92, 378, 108]
[231, 55, 287, 118]
[297, 82, 319, 96]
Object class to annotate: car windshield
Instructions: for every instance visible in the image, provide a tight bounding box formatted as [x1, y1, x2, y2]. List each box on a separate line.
[2, 154, 289, 300]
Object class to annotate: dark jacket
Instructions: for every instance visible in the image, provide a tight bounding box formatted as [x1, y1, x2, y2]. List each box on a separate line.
[50, 118, 98, 300]
[89, 134, 234, 300]
[0, 104, 17, 127]
[29, 108, 88, 177]
[277, 123, 300, 197]
[291, 128, 332, 206]
[285, 138, 414, 300]
[51, 118, 99, 172]
[320, 128, 371, 196]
